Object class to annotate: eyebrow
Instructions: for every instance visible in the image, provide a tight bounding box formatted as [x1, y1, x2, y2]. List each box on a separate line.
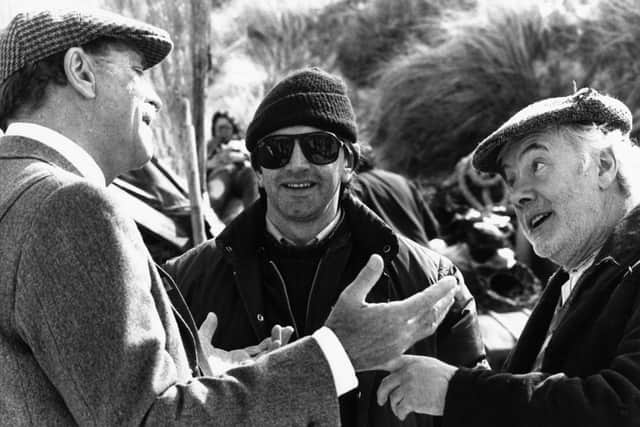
[501, 142, 549, 170]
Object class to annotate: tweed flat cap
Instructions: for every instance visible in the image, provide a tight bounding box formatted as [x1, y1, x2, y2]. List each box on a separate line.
[472, 88, 632, 173]
[0, 9, 173, 84]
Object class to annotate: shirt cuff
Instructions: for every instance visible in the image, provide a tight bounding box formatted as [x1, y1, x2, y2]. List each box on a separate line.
[312, 326, 358, 396]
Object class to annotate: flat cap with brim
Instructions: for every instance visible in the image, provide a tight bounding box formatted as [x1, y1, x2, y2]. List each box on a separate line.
[0, 9, 173, 85]
[472, 87, 632, 174]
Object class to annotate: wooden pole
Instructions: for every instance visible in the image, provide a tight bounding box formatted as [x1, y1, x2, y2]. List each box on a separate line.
[191, 0, 211, 197]
[181, 98, 206, 246]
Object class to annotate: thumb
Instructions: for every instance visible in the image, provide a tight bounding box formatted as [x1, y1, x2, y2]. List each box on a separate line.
[341, 254, 384, 302]
[198, 312, 218, 342]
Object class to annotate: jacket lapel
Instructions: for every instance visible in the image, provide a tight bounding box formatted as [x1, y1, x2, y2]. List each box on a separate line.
[506, 271, 564, 373]
[541, 260, 624, 371]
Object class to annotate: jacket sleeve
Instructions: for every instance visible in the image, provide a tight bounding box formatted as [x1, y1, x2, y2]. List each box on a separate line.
[434, 255, 487, 368]
[442, 284, 640, 427]
[14, 180, 339, 426]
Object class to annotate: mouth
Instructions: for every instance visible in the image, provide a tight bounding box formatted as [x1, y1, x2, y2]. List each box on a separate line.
[527, 211, 552, 232]
[282, 182, 314, 190]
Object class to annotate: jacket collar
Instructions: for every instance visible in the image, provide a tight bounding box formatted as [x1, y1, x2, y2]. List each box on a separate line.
[0, 135, 83, 179]
[3, 125, 105, 186]
[216, 191, 399, 263]
[592, 203, 640, 269]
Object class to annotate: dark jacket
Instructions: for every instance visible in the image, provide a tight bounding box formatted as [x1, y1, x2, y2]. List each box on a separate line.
[165, 194, 485, 427]
[443, 205, 640, 427]
[351, 169, 439, 245]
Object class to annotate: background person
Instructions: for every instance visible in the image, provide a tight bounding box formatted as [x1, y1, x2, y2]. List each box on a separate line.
[350, 144, 440, 246]
[206, 110, 259, 223]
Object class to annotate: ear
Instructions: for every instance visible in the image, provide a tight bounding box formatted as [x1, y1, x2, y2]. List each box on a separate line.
[255, 168, 264, 187]
[63, 47, 97, 99]
[597, 146, 617, 190]
[341, 146, 355, 184]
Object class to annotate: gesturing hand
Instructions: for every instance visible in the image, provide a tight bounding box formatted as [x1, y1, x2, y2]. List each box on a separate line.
[325, 254, 458, 371]
[198, 312, 294, 374]
[245, 324, 295, 358]
[377, 356, 457, 419]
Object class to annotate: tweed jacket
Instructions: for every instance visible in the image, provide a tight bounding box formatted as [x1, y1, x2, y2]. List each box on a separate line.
[165, 194, 486, 427]
[443, 204, 640, 427]
[0, 136, 339, 426]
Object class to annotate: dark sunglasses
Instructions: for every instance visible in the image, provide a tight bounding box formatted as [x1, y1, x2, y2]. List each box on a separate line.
[254, 131, 346, 169]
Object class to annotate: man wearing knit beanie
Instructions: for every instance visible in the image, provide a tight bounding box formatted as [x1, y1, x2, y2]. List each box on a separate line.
[166, 67, 486, 427]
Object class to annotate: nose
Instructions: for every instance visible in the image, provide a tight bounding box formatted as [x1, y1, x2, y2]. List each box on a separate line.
[285, 140, 310, 169]
[508, 177, 535, 209]
[144, 79, 163, 112]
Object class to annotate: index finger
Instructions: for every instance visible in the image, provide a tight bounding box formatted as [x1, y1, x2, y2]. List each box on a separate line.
[397, 276, 456, 319]
[377, 371, 403, 406]
[280, 326, 294, 345]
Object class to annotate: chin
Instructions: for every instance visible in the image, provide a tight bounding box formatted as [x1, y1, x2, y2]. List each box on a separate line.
[531, 240, 551, 259]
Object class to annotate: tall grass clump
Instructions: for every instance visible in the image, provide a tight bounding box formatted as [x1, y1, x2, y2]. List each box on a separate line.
[367, 1, 584, 182]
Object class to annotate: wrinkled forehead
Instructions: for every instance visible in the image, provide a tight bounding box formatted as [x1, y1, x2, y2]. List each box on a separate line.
[497, 132, 553, 173]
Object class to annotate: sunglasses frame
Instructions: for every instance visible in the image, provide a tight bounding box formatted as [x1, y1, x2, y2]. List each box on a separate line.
[254, 131, 347, 169]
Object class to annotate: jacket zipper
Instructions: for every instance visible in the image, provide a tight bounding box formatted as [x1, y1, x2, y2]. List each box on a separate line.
[304, 257, 324, 332]
[268, 260, 301, 338]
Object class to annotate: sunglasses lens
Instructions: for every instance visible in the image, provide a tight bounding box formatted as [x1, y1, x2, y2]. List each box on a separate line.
[300, 133, 342, 165]
[256, 136, 294, 169]
[255, 132, 344, 168]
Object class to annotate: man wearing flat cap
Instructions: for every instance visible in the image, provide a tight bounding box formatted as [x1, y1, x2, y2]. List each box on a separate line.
[164, 67, 486, 427]
[377, 87, 640, 426]
[0, 9, 463, 426]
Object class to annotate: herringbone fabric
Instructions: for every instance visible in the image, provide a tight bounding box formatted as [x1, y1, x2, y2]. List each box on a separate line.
[472, 87, 632, 173]
[0, 9, 172, 83]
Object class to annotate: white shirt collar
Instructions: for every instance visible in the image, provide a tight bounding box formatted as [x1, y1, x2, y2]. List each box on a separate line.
[266, 209, 343, 247]
[5, 122, 105, 187]
[561, 251, 599, 305]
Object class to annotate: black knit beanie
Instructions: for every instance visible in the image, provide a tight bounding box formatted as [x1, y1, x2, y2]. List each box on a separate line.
[245, 67, 358, 154]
